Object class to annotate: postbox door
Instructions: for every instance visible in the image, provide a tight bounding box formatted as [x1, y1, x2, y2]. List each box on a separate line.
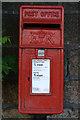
[20, 48, 63, 113]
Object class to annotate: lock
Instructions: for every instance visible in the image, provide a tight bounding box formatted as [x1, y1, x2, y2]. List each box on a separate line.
[28, 77, 30, 81]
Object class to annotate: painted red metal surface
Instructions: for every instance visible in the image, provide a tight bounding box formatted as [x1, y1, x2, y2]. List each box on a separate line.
[18, 5, 64, 114]
[22, 29, 61, 48]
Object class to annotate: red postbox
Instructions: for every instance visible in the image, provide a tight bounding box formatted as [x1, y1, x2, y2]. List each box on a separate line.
[18, 5, 64, 114]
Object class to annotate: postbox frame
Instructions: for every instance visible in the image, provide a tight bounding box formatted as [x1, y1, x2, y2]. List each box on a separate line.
[18, 5, 64, 114]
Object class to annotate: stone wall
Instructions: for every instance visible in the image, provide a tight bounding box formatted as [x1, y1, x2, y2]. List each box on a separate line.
[2, 2, 79, 119]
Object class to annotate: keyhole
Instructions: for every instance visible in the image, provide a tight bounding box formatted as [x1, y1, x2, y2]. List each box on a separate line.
[28, 77, 30, 81]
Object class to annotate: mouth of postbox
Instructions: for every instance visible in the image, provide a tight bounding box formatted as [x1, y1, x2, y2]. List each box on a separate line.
[23, 23, 60, 29]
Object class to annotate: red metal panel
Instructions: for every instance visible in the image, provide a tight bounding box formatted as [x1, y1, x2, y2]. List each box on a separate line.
[18, 49, 63, 114]
[22, 29, 61, 48]
[18, 5, 64, 114]
[22, 8, 61, 24]
[19, 5, 64, 48]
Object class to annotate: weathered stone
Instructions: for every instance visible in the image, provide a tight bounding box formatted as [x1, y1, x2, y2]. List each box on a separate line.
[64, 15, 78, 46]
[64, 81, 79, 104]
[2, 2, 79, 119]
[3, 109, 31, 118]
[63, 2, 78, 11]
[47, 109, 79, 118]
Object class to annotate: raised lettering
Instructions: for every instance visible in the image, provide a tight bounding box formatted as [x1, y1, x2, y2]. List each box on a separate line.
[24, 10, 60, 18]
